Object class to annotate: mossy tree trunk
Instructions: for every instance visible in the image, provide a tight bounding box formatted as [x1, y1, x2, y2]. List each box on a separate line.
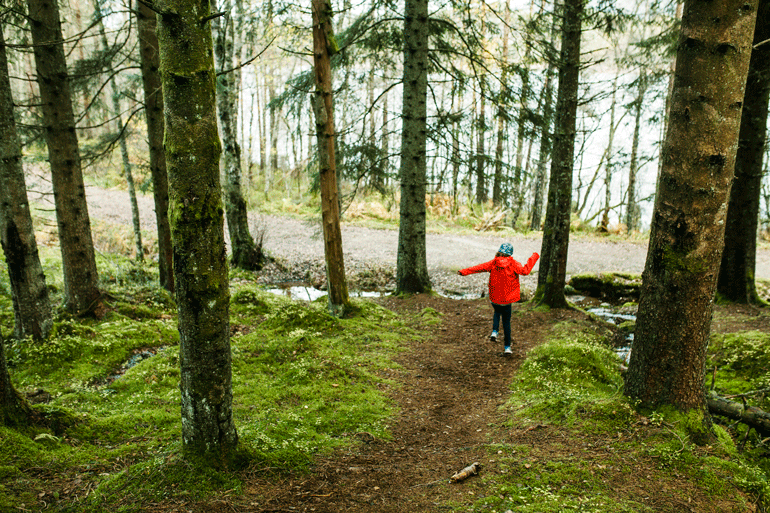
[0, 25, 52, 342]
[0, 335, 34, 427]
[213, 0, 263, 271]
[27, 0, 101, 316]
[156, 0, 238, 465]
[311, 0, 350, 315]
[534, 0, 584, 308]
[396, 0, 431, 294]
[717, 0, 769, 304]
[625, 0, 758, 416]
[136, 0, 174, 293]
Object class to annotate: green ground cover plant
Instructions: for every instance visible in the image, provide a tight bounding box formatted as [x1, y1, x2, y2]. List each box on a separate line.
[0, 254, 416, 512]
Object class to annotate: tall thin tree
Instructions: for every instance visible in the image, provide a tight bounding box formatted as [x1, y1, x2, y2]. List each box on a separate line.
[311, 0, 350, 315]
[136, 0, 173, 292]
[534, 0, 584, 308]
[396, 0, 431, 294]
[27, 0, 102, 315]
[717, 0, 770, 304]
[0, 23, 52, 341]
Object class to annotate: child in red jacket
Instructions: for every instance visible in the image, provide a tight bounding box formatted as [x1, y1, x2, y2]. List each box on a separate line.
[457, 243, 539, 355]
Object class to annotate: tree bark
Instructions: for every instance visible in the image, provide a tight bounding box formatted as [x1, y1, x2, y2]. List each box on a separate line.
[625, 0, 758, 416]
[156, 0, 238, 464]
[535, 0, 584, 308]
[311, 0, 350, 315]
[625, 72, 647, 233]
[94, 0, 144, 262]
[27, 0, 101, 316]
[0, 25, 53, 342]
[214, 0, 263, 271]
[474, 78, 487, 205]
[599, 76, 618, 232]
[529, 64, 554, 231]
[717, 0, 770, 304]
[0, 334, 34, 427]
[136, 0, 173, 292]
[396, 0, 431, 294]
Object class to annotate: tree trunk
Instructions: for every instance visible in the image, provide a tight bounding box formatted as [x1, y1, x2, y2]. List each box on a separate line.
[156, 0, 238, 465]
[0, 335, 34, 427]
[94, 0, 144, 262]
[214, 0, 263, 271]
[535, 0, 584, 308]
[474, 79, 487, 205]
[625, 72, 647, 233]
[396, 0, 431, 294]
[493, 4, 509, 208]
[27, 0, 101, 316]
[311, 0, 350, 316]
[136, 0, 173, 292]
[0, 25, 53, 342]
[717, 0, 769, 304]
[529, 61, 556, 232]
[625, 0, 758, 418]
[600, 75, 619, 232]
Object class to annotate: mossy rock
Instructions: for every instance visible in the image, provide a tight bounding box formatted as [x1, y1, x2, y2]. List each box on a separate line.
[568, 273, 642, 302]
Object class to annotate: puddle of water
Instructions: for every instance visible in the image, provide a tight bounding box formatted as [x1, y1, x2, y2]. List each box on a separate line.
[266, 285, 385, 301]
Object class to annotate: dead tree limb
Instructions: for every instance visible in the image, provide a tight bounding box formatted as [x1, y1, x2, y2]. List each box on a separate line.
[707, 391, 770, 436]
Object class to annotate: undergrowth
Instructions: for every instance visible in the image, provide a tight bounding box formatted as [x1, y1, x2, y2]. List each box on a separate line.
[467, 317, 770, 513]
[0, 253, 415, 512]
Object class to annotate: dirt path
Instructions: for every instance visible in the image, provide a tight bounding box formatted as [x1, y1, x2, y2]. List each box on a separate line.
[192, 294, 571, 513]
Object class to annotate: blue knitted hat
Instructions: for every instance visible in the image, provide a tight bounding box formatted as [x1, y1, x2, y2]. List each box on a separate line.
[498, 243, 513, 256]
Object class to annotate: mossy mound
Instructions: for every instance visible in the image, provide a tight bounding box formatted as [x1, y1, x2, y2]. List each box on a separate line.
[568, 272, 642, 302]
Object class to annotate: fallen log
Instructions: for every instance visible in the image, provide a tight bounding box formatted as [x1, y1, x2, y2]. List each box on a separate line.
[707, 391, 770, 436]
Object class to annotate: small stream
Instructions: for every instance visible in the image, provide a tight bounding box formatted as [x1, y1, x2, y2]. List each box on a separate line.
[572, 296, 636, 364]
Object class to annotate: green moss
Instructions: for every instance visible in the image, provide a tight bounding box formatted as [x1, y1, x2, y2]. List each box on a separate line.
[418, 307, 443, 325]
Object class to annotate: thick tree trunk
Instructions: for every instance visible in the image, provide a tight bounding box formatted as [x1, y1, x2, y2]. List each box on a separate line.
[156, 0, 238, 464]
[535, 0, 584, 308]
[214, 0, 263, 271]
[717, 0, 770, 304]
[396, 0, 431, 294]
[0, 26, 52, 342]
[625, 0, 758, 416]
[625, 73, 647, 233]
[136, 0, 173, 292]
[27, 0, 101, 316]
[311, 0, 350, 315]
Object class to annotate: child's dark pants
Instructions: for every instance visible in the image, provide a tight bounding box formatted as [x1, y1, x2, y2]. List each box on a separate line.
[491, 302, 512, 348]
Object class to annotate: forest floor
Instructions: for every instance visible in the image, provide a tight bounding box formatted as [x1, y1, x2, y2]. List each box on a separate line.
[141, 295, 770, 513]
[43, 183, 770, 512]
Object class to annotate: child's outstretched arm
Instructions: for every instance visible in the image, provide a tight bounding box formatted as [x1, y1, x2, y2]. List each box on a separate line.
[512, 252, 540, 275]
[457, 260, 495, 276]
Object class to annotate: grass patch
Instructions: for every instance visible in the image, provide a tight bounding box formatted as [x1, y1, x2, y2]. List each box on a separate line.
[1, 261, 415, 511]
[466, 317, 769, 513]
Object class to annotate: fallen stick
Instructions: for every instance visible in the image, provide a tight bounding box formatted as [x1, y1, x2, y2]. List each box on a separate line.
[450, 462, 481, 483]
[707, 391, 770, 436]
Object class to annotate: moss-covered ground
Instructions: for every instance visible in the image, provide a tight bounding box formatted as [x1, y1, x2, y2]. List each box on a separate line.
[2, 250, 770, 512]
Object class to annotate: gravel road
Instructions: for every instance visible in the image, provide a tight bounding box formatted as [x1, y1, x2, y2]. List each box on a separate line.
[80, 185, 770, 297]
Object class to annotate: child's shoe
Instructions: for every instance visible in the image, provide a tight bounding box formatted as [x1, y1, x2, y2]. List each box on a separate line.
[504, 346, 512, 355]
[490, 331, 498, 342]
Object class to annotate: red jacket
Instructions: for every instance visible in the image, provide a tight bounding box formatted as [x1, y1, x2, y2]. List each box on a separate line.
[459, 253, 539, 305]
